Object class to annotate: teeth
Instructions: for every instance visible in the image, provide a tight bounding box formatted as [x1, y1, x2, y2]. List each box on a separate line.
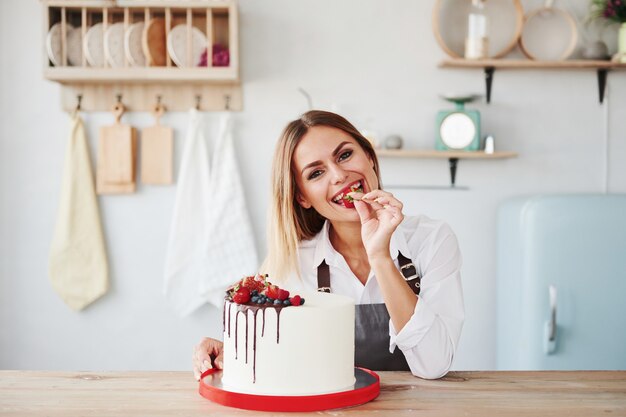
[332, 181, 363, 203]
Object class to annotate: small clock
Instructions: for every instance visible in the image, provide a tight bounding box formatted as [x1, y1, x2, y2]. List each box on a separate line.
[436, 94, 481, 151]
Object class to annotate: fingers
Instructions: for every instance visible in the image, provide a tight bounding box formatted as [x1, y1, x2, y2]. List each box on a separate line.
[192, 337, 224, 380]
[354, 200, 375, 224]
[362, 190, 404, 210]
[215, 351, 224, 370]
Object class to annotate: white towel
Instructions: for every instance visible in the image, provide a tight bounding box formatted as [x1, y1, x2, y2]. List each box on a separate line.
[163, 110, 258, 316]
[49, 114, 109, 311]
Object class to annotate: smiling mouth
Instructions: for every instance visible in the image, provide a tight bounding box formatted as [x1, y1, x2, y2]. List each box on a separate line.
[331, 180, 364, 206]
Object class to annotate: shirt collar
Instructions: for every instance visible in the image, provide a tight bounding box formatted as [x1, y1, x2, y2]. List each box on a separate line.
[312, 220, 412, 268]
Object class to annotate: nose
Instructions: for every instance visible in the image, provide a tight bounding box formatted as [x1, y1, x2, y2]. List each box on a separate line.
[328, 163, 347, 185]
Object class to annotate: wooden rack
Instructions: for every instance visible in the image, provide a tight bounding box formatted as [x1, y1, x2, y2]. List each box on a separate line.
[41, 0, 241, 112]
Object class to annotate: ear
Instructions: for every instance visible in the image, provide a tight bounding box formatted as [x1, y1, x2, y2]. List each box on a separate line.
[296, 191, 312, 209]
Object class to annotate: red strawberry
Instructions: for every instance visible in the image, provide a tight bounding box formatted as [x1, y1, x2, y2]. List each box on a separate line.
[233, 287, 251, 304]
[290, 295, 302, 306]
[277, 289, 290, 301]
[241, 276, 265, 293]
[264, 285, 280, 299]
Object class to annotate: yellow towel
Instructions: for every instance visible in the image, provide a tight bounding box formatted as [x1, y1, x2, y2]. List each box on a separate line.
[49, 115, 109, 311]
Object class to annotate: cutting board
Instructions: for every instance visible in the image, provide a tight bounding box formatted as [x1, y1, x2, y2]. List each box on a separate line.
[141, 103, 173, 185]
[97, 102, 136, 194]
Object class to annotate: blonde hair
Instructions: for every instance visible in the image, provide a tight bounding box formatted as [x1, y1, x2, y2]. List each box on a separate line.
[261, 110, 381, 282]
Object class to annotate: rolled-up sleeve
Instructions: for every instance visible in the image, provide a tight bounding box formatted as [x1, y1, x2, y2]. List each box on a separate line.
[388, 225, 465, 379]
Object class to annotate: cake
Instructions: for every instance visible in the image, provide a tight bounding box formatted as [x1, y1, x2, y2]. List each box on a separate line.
[221, 274, 356, 395]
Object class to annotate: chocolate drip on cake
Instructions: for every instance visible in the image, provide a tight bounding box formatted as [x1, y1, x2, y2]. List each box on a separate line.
[227, 302, 285, 384]
[222, 300, 226, 333]
[227, 303, 232, 337]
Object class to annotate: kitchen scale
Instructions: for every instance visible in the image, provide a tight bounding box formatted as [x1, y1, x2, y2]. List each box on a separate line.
[435, 94, 482, 187]
[436, 94, 481, 152]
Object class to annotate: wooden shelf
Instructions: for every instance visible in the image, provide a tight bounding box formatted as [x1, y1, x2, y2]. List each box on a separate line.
[376, 149, 517, 187]
[376, 149, 517, 159]
[439, 59, 623, 70]
[44, 67, 238, 84]
[439, 59, 626, 104]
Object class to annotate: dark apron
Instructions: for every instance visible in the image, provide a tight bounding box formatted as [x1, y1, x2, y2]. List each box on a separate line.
[317, 253, 421, 371]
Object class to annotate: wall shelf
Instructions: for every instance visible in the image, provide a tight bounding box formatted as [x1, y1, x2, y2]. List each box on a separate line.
[41, 0, 241, 111]
[376, 149, 518, 187]
[439, 59, 626, 104]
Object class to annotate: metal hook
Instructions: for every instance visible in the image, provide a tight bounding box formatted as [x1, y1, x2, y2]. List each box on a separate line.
[195, 95, 201, 110]
[156, 95, 162, 105]
[75, 94, 82, 112]
[298, 87, 313, 110]
[224, 94, 231, 111]
[116, 94, 122, 103]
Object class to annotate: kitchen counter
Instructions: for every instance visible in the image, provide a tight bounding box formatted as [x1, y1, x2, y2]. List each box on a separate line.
[1, 370, 625, 416]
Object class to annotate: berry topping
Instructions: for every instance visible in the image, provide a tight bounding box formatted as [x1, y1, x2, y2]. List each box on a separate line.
[290, 295, 302, 306]
[241, 275, 266, 293]
[277, 289, 290, 301]
[264, 285, 280, 300]
[232, 287, 251, 304]
[226, 274, 302, 308]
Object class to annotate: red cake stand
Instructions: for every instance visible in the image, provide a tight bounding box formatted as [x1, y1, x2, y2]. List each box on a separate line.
[199, 367, 380, 412]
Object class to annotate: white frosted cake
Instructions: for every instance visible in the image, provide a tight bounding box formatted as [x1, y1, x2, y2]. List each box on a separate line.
[221, 276, 355, 396]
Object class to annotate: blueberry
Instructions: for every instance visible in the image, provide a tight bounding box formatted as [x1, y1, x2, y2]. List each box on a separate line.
[283, 299, 291, 306]
[251, 296, 258, 303]
[266, 298, 274, 303]
[300, 298, 305, 305]
[274, 299, 281, 305]
[251, 290, 258, 296]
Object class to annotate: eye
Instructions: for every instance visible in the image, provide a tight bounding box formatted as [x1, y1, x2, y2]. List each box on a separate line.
[338, 150, 352, 161]
[308, 169, 323, 180]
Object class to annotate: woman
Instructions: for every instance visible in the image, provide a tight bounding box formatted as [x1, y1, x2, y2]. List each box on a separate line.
[193, 110, 464, 380]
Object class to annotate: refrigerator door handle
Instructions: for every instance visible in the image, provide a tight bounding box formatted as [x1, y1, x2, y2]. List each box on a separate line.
[544, 285, 557, 354]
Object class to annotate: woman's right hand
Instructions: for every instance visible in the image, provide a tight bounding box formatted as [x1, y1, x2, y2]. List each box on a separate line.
[192, 337, 224, 380]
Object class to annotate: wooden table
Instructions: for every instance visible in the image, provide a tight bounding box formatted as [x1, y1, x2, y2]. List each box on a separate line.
[1, 370, 625, 416]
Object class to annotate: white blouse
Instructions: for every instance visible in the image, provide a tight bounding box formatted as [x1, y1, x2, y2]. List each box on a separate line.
[282, 215, 465, 379]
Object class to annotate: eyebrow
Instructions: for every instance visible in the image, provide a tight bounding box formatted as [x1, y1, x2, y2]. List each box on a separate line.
[300, 141, 351, 175]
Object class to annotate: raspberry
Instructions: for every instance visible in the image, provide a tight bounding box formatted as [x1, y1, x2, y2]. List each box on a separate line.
[290, 295, 302, 306]
[277, 289, 290, 301]
[233, 287, 251, 304]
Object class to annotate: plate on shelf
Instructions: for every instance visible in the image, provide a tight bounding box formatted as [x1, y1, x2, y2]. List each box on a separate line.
[84, 22, 105, 67]
[125, 22, 146, 67]
[66, 25, 83, 66]
[105, 22, 126, 67]
[143, 18, 166, 66]
[46, 23, 69, 66]
[167, 24, 207, 67]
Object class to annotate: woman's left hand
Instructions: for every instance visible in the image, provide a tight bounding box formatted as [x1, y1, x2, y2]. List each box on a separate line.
[353, 190, 404, 260]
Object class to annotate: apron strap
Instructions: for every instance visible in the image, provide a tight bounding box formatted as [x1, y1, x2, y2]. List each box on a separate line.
[397, 252, 421, 296]
[316, 252, 421, 295]
[317, 260, 331, 293]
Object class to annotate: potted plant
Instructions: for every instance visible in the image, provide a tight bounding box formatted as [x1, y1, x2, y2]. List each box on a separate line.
[590, 0, 626, 62]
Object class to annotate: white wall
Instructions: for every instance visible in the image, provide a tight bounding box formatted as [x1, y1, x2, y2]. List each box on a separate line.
[1, 0, 625, 372]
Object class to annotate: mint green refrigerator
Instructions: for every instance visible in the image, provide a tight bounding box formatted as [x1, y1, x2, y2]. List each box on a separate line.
[496, 194, 626, 370]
